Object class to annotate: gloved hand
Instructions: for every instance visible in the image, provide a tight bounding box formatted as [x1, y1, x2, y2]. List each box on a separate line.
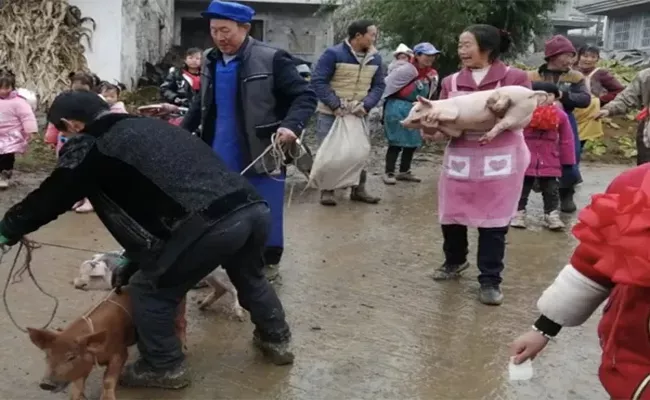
[111, 256, 139, 293]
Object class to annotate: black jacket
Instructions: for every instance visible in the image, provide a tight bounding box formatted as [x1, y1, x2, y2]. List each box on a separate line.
[181, 38, 316, 164]
[160, 66, 200, 107]
[0, 113, 263, 278]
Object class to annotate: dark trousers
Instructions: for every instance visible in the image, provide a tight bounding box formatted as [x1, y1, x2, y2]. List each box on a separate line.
[560, 112, 581, 188]
[441, 224, 508, 286]
[518, 176, 559, 214]
[385, 146, 416, 174]
[263, 246, 283, 265]
[129, 203, 290, 370]
[0, 153, 15, 172]
[637, 120, 650, 165]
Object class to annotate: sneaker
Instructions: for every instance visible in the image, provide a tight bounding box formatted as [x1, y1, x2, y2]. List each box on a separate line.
[320, 190, 337, 206]
[253, 332, 295, 365]
[0, 170, 11, 189]
[396, 171, 422, 183]
[74, 199, 94, 213]
[383, 173, 396, 185]
[544, 210, 565, 231]
[432, 261, 470, 281]
[510, 210, 526, 229]
[264, 264, 280, 282]
[479, 285, 504, 306]
[119, 359, 190, 389]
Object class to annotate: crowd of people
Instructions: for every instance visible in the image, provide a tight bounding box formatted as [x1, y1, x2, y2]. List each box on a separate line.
[0, 0, 649, 397]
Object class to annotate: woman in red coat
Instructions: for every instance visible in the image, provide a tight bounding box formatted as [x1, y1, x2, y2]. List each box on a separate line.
[511, 163, 650, 399]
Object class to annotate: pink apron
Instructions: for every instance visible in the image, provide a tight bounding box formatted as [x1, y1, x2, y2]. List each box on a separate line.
[438, 71, 531, 228]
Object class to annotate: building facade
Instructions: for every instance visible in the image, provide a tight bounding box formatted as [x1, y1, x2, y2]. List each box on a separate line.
[577, 0, 650, 51]
[174, 0, 335, 64]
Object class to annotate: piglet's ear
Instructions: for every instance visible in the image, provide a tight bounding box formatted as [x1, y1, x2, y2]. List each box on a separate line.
[27, 328, 59, 350]
[75, 330, 107, 355]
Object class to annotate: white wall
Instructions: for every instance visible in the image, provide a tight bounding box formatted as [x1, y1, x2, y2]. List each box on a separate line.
[121, 0, 175, 87]
[68, 0, 123, 83]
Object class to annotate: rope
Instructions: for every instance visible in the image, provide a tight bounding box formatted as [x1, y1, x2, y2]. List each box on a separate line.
[240, 132, 308, 207]
[1, 238, 59, 333]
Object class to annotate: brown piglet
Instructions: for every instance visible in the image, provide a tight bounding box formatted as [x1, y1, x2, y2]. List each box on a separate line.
[27, 290, 187, 400]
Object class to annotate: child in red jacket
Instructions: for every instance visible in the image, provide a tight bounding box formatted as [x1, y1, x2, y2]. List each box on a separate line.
[511, 163, 650, 399]
[511, 81, 576, 231]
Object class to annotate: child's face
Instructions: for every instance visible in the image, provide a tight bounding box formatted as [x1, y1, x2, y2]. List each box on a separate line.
[0, 85, 13, 99]
[185, 53, 201, 70]
[71, 81, 91, 91]
[101, 89, 118, 105]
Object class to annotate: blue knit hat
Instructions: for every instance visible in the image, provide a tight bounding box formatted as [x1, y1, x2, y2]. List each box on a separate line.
[201, 1, 255, 23]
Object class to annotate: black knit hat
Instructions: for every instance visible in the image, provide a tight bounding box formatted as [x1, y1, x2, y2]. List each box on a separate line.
[47, 90, 110, 131]
[532, 81, 560, 98]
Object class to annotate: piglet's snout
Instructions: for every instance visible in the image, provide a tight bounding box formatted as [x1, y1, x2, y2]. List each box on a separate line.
[39, 377, 68, 393]
[39, 377, 57, 391]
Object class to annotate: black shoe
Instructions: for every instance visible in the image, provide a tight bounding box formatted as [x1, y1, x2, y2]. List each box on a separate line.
[253, 332, 294, 365]
[119, 359, 190, 389]
[432, 261, 470, 281]
[478, 285, 504, 306]
[559, 189, 577, 213]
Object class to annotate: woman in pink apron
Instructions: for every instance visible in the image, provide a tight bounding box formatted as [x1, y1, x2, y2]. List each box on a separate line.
[430, 24, 531, 305]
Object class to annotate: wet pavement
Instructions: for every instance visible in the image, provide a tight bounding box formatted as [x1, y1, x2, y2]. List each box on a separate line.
[0, 158, 625, 399]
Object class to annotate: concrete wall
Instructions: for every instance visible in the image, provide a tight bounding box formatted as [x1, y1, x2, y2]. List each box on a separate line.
[121, 0, 175, 87]
[69, 0, 174, 87]
[68, 0, 123, 83]
[174, 1, 334, 63]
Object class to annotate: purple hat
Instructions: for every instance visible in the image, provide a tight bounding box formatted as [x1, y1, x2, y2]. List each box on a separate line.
[201, 1, 255, 23]
[544, 35, 576, 59]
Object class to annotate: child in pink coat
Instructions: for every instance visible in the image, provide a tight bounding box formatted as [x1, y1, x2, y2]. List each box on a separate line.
[511, 81, 576, 230]
[0, 69, 38, 189]
[98, 81, 128, 114]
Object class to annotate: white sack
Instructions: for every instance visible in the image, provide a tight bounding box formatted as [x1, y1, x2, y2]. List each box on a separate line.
[308, 115, 370, 190]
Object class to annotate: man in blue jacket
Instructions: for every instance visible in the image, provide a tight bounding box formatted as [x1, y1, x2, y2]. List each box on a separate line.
[182, 0, 317, 281]
[311, 20, 385, 206]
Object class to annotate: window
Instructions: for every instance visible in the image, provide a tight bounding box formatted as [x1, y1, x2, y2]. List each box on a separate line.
[642, 15, 650, 48]
[612, 17, 632, 50]
[250, 20, 264, 41]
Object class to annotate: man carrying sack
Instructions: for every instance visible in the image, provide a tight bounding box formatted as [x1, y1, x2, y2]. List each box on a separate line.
[311, 19, 386, 206]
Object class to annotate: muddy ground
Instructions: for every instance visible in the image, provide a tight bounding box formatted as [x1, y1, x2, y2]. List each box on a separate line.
[0, 153, 625, 400]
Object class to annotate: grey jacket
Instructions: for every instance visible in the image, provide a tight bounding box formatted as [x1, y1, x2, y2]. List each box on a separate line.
[181, 38, 317, 174]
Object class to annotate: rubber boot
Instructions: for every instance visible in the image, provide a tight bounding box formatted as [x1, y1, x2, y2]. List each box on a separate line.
[350, 170, 380, 204]
[253, 330, 295, 365]
[119, 359, 190, 389]
[559, 187, 577, 213]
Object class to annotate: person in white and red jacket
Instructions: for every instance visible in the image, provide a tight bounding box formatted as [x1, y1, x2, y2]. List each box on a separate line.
[511, 163, 650, 399]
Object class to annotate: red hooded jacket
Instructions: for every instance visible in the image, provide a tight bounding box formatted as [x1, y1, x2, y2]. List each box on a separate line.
[571, 163, 650, 399]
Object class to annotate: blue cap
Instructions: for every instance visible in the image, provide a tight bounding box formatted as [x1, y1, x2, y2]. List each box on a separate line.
[201, 1, 255, 23]
[413, 42, 440, 56]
